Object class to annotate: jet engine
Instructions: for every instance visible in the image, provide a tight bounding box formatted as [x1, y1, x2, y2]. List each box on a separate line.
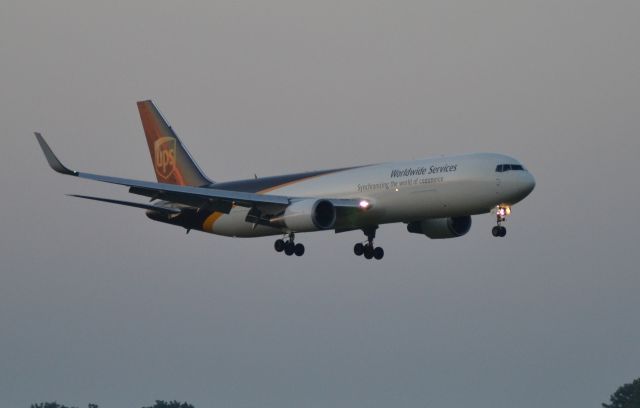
[407, 216, 472, 239]
[271, 199, 337, 232]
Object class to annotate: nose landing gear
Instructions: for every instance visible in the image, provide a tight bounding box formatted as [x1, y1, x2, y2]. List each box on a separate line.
[492, 225, 507, 237]
[354, 226, 384, 260]
[491, 205, 510, 237]
[274, 233, 305, 256]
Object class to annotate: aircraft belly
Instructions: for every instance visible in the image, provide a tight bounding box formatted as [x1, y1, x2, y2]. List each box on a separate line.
[370, 188, 446, 222]
[438, 179, 496, 214]
[210, 207, 282, 237]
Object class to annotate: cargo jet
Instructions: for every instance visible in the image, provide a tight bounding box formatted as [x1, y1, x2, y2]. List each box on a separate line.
[35, 100, 535, 260]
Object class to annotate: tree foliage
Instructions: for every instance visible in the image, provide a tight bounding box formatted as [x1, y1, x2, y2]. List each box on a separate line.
[141, 401, 194, 408]
[30, 404, 97, 408]
[603, 378, 640, 408]
[31, 404, 72, 408]
[30, 400, 195, 408]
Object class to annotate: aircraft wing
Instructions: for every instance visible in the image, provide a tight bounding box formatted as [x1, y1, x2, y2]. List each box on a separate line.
[35, 133, 364, 213]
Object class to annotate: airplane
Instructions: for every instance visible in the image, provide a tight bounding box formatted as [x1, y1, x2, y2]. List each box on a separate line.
[35, 100, 535, 260]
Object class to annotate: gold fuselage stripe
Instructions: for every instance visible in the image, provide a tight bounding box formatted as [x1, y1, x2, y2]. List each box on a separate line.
[203, 211, 224, 232]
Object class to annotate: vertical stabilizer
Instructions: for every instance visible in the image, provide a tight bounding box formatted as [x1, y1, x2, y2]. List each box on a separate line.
[137, 100, 212, 186]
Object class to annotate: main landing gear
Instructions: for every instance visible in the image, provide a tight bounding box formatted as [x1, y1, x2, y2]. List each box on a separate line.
[491, 205, 510, 237]
[274, 233, 305, 257]
[353, 226, 384, 260]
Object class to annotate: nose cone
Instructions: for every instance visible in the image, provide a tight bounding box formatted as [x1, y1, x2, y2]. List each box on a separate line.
[521, 172, 536, 197]
[500, 171, 536, 204]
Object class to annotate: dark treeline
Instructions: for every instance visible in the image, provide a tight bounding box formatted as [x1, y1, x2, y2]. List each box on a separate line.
[603, 378, 640, 408]
[30, 400, 194, 408]
[30, 404, 98, 408]
[28, 380, 640, 408]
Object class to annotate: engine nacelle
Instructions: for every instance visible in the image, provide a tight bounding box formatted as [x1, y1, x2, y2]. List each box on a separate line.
[271, 199, 337, 232]
[407, 216, 472, 239]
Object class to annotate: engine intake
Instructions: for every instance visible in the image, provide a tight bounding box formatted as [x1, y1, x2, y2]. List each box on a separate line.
[271, 199, 337, 232]
[407, 216, 472, 239]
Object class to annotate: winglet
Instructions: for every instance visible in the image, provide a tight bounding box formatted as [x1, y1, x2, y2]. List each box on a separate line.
[34, 132, 78, 176]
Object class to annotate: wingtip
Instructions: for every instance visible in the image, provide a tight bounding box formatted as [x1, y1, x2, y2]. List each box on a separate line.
[34, 132, 78, 176]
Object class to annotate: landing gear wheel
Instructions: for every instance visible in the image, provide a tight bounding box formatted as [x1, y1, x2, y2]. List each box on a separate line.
[363, 245, 374, 259]
[354, 226, 385, 259]
[284, 241, 295, 256]
[278, 233, 304, 257]
[492, 226, 507, 237]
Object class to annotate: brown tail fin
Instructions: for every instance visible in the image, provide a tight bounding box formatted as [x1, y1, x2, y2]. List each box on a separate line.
[137, 100, 212, 186]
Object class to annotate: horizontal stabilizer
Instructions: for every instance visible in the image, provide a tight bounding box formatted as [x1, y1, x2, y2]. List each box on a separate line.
[67, 194, 181, 214]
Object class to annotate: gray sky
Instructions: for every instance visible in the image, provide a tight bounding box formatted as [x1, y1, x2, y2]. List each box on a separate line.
[1, 1, 639, 407]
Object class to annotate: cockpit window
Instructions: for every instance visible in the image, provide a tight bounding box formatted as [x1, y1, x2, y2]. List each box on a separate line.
[496, 164, 525, 172]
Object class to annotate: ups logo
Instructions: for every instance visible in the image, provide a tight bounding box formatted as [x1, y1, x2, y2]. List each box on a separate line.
[154, 136, 177, 180]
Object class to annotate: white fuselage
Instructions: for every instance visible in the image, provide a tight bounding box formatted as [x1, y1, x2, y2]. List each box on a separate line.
[209, 153, 536, 237]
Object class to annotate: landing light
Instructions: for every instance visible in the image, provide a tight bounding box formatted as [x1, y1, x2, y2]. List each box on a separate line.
[496, 206, 511, 216]
[359, 200, 371, 209]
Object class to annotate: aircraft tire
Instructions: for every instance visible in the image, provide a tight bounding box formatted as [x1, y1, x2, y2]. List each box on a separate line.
[274, 239, 285, 252]
[363, 245, 374, 259]
[373, 247, 384, 260]
[294, 243, 305, 256]
[284, 241, 295, 256]
[354, 243, 364, 256]
[492, 226, 501, 237]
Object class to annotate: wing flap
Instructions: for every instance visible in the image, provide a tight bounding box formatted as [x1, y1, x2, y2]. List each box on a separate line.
[128, 186, 234, 213]
[77, 171, 290, 206]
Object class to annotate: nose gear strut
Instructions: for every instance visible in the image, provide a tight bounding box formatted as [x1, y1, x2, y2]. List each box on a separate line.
[492, 205, 510, 237]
